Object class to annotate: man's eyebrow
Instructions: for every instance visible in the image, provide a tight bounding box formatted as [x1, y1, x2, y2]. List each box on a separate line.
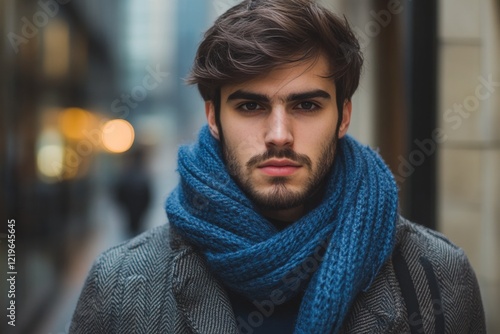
[287, 90, 331, 102]
[226, 89, 331, 103]
[227, 90, 270, 103]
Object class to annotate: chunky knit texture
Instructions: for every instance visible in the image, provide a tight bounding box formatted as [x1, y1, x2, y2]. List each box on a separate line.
[165, 125, 399, 333]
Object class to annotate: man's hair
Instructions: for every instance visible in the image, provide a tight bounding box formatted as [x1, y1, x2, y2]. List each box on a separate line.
[187, 0, 363, 131]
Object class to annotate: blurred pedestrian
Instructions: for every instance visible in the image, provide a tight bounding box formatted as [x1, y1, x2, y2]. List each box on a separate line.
[113, 148, 151, 236]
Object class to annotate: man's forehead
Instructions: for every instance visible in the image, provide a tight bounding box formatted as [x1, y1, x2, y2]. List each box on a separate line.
[221, 56, 336, 100]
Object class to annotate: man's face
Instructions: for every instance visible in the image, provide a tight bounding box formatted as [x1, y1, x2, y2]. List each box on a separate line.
[206, 55, 351, 219]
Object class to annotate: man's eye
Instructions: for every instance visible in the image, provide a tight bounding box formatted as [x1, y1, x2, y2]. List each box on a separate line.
[295, 101, 319, 111]
[238, 102, 262, 111]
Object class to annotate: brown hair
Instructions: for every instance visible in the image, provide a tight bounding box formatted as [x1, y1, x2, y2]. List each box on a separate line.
[187, 0, 363, 129]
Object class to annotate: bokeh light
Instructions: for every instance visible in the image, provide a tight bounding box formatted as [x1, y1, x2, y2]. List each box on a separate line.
[37, 145, 64, 178]
[101, 119, 135, 153]
[36, 130, 64, 181]
[59, 107, 91, 140]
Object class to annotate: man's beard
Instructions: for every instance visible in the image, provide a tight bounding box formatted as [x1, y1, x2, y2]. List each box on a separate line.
[222, 135, 338, 211]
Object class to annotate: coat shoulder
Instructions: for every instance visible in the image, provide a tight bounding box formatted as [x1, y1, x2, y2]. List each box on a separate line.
[396, 217, 465, 259]
[395, 217, 476, 301]
[69, 224, 182, 334]
[394, 217, 486, 333]
[91, 223, 173, 277]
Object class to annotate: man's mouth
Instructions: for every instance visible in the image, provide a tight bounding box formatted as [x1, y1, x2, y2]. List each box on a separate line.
[257, 159, 302, 176]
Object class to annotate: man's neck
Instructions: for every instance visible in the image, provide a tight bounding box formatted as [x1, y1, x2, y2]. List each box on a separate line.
[260, 206, 305, 228]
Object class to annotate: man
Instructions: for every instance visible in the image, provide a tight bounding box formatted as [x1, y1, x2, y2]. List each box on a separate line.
[70, 0, 486, 333]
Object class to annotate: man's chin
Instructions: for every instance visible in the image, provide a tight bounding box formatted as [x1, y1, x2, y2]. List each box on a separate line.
[247, 187, 308, 211]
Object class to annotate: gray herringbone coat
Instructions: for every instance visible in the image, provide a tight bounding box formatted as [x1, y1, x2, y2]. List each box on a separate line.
[69, 218, 486, 333]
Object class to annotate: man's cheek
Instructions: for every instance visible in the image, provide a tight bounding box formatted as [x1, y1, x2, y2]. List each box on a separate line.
[235, 135, 261, 160]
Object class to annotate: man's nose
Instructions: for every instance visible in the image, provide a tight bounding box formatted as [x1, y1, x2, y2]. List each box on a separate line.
[264, 107, 293, 148]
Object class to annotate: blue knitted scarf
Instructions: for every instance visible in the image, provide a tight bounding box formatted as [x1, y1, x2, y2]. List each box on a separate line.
[165, 125, 399, 333]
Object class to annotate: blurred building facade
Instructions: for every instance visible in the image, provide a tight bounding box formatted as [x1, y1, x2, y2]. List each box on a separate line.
[0, 0, 498, 333]
[437, 0, 500, 330]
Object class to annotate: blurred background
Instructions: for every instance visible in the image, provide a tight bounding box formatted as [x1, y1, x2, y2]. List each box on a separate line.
[0, 0, 498, 333]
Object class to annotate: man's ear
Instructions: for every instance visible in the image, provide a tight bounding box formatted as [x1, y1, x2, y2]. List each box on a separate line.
[338, 100, 352, 138]
[205, 101, 220, 140]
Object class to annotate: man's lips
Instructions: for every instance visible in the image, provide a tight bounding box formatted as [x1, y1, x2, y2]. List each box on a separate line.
[257, 159, 302, 176]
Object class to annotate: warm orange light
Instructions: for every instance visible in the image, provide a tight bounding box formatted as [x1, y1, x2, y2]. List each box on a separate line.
[59, 108, 90, 140]
[102, 119, 135, 153]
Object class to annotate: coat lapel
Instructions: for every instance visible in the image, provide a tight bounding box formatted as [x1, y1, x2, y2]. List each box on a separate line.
[340, 257, 409, 333]
[170, 232, 239, 334]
